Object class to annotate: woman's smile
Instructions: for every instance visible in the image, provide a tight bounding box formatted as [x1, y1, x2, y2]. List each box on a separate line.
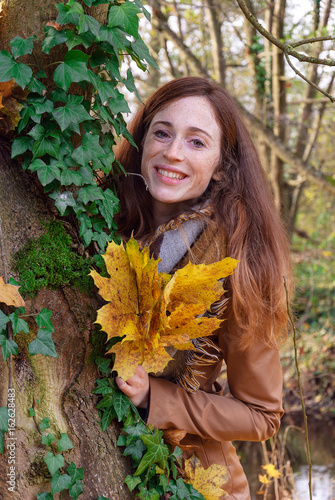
[140, 96, 222, 225]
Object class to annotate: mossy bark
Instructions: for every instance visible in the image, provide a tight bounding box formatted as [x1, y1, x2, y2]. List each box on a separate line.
[0, 141, 134, 498]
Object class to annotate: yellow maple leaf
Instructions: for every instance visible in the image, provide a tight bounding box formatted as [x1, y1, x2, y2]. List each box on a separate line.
[262, 463, 281, 479]
[258, 474, 270, 485]
[0, 277, 25, 307]
[91, 238, 238, 380]
[184, 454, 228, 499]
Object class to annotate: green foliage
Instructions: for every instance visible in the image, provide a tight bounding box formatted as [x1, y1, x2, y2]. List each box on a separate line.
[92, 366, 206, 500]
[13, 220, 93, 296]
[2, 0, 158, 253]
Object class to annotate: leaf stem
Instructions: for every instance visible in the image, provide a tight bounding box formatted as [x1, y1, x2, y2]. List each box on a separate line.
[283, 276, 313, 500]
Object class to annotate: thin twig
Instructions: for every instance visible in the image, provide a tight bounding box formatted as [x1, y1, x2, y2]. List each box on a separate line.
[284, 52, 335, 103]
[290, 35, 335, 49]
[0, 217, 13, 394]
[283, 276, 313, 500]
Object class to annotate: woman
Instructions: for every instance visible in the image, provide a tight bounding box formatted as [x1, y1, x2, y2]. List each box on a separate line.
[113, 77, 292, 499]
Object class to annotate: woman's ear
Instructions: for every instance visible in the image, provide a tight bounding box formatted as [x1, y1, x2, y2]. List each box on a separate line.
[212, 170, 221, 181]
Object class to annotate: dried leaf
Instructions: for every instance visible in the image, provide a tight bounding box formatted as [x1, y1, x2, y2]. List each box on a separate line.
[46, 21, 62, 31]
[162, 429, 187, 448]
[0, 79, 15, 99]
[91, 239, 238, 380]
[0, 277, 25, 307]
[184, 454, 228, 500]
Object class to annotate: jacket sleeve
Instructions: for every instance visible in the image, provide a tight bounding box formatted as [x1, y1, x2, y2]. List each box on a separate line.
[146, 333, 284, 443]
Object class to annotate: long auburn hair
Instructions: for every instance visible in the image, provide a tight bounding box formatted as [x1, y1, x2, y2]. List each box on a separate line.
[115, 77, 292, 348]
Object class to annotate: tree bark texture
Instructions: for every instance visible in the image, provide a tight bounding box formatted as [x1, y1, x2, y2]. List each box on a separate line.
[0, 144, 134, 499]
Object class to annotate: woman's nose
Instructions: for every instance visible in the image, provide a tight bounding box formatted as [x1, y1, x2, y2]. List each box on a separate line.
[163, 138, 184, 161]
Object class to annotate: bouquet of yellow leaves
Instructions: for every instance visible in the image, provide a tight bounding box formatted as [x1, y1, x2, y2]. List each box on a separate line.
[91, 238, 238, 380]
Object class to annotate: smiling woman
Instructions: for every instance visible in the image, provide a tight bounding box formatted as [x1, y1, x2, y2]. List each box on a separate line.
[112, 77, 292, 500]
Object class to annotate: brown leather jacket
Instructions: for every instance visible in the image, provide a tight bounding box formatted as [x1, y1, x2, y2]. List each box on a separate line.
[147, 327, 283, 499]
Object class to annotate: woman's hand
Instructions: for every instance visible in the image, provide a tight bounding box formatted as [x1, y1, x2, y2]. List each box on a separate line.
[115, 365, 149, 408]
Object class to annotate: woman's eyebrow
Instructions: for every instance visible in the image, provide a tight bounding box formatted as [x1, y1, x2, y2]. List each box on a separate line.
[151, 120, 213, 140]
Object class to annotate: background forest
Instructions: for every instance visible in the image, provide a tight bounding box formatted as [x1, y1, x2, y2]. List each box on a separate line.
[0, 0, 334, 499]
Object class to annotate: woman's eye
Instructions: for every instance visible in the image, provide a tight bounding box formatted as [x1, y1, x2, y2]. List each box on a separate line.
[154, 130, 170, 139]
[191, 138, 205, 148]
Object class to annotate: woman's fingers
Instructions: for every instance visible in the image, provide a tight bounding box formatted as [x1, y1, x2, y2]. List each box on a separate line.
[115, 365, 149, 408]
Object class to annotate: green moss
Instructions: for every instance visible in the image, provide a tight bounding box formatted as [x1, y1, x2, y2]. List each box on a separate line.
[12, 220, 94, 297]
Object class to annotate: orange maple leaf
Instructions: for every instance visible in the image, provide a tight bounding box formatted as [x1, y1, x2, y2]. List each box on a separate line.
[184, 454, 228, 499]
[91, 238, 238, 380]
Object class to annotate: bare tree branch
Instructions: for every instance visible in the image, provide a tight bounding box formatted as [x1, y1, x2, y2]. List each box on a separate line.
[235, 0, 335, 67]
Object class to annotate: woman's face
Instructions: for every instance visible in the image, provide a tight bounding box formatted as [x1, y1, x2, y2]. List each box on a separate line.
[141, 96, 222, 224]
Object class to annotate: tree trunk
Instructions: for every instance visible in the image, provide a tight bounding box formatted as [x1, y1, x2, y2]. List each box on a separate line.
[0, 137, 134, 499]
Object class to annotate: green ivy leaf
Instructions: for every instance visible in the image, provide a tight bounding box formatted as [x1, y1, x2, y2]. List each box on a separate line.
[105, 56, 123, 81]
[135, 430, 169, 476]
[108, 2, 141, 39]
[36, 163, 61, 186]
[36, 493, 54, 500]
[28, 329, 58, 358]
[45, 451, 64, 475]
[67, 461, 84, 481]
[51, 470, 72, 493]
[97, 496, 109, 500]
[0, 311, 10, 331]
[52, 95, 93, 131]
[0, 50, 32, 88]
[28, 77, 47, 94]
[32, 135, 60, 161]
[42, 27, 69, 55]
[42, 433, 56, 447]
[36, 308, 54, 332]
[95, 393, 114, 410]
[124, 422, 149, 444]
[79, 13, 101, 37]
[33, 99, 54, 115]
[124, 474, 141, 492]
[53, 50, 90, 91]
[9, 311, 29, 334]
[69, 479, 83, 499]
[97, 189, 119, 227]
[131, 36, 158, 69]
[123, 438, 146, 462]
[77, 185, 104, 204]
[0, 337, 18, 361]
[101, 405, 117, 431]
[28, 407, 35, 417]
[137, 486, 160, 500]
[56, 1, 84, 25]
[49, 190, 77, 216]
[98, 26, 129, 56]
[107, 90, 131, 115]
[92, 378, 114, 396]
[60, 169, 84, 186]
[0, 407, 9, 432]
[10, 36, 36, 58]
[92, 231, 110, 250]
[28, 124, 45, 141]
[0, 430, 4, 455]
[71, 133, 107, 166]
[58, 433, 74, 452]
[40, 417, 50, 432]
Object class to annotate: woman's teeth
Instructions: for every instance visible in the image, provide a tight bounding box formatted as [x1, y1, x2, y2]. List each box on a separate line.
[157, 168, 186, 180]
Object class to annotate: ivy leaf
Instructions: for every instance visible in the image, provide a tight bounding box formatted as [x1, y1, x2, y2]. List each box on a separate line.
[79, 13, 101, 38]
[123, 438, 146, 462]
[98, 26, 129, 56]
[97, 497, 109, 500]
[101, 405, 117, 431]
[56, 2, 84, 25]
[33, 99, 54, 115]
[36, 493, 54, 500]
[49, 190, 77, 216]
[77, 185, 105, 204]
[45, 451, 64, 475]
[28, 329, 58, 358]
[124, 475, 141, 492]
[0, 337, 18, 361]
[32, 135, 60, 161]
[0, 406, 9, 432]
[92, 231, 110, 250]
[0, 311, 10, 331]
[53, 50, 90, 91]
[9, 311, 29, 334]
[92, 378, 114, 396]
[0, 50, 32, 88]
[67, 461, 84, 481]
[28, 123, 45, 141]
[42, 26, 69, 54]
[71, 132, 107, 166]
[111, 391, 131, 422]
[52, 96, 93, 131]
[10, 36, 36, 58]
[36, 308, 54, 332]
[135, 430, 169, 475]
[40, 417, 50, 432]
[131, 36, 158, 69]
[69, 479, 83, 499]
[28, 407, 35, 417]
[42, 433, 56, 447]
[28, 77, 47, 95]
[36, 163, 61, 186]
[108, 3, 141, 39]
[11, 136, 33, 158]
[95, 393, 114, 410]
[51, 470, 72, 493]
[107, 90, 130, 115]
[124, 422, 150, 445]
[58, 433, 74, 452]
[60, 169, 84, 186]
[137, 486, 160, 500]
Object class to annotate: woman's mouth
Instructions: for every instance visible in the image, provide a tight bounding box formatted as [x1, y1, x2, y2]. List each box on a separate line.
[156, 167, 187, 181]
